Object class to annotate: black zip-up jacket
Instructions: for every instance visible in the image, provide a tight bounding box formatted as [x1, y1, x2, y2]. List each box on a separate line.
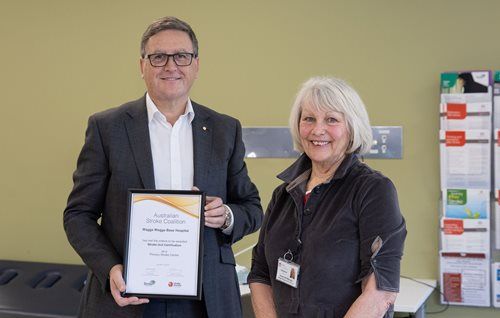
[248, 153, 407, 317]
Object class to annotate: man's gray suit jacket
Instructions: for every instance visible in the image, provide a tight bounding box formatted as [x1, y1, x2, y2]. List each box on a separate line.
[63, 95, 263, 318]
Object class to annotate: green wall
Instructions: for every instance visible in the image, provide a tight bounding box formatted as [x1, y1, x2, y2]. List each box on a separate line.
[1, 0, 499, 316]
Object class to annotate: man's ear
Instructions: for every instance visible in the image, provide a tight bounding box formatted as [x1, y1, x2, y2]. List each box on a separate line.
[139, 58, 145, 78]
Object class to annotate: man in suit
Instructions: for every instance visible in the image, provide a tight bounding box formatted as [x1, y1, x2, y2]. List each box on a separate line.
[63, 16, 263, 318]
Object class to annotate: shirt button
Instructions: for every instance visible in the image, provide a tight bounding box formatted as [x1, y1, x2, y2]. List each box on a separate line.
[313, 187, 321, 194]
[304, 208, 312, 215]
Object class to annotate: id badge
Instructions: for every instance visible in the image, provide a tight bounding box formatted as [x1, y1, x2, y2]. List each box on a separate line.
[276, 257, 300, 288]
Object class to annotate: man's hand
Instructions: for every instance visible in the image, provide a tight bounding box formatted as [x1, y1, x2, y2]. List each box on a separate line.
[192, 186, 227, 229]
[109, 264, 149, 307]
[204, 195, 226, 228]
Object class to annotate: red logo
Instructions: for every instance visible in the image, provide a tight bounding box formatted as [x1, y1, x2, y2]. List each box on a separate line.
[446, 103, 466, 120]
[443, 219, 464, 235]
[445, 131, 465, 147]
[168, 282, 173, 287]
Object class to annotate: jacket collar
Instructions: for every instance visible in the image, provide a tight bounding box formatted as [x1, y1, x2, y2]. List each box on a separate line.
[191, 101, 212, 190]
[123, 95, 213, 190]
[124, 95, 155, 189]
[277, 152, 359, 185]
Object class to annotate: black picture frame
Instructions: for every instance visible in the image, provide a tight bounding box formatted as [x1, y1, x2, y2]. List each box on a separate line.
[122, 189, 205, 299]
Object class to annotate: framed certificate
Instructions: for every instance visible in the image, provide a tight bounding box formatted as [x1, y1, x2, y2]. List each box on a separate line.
[123, 189, 205, 299]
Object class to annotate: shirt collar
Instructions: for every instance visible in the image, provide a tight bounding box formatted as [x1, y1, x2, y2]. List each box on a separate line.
[145, 93, 195, 124]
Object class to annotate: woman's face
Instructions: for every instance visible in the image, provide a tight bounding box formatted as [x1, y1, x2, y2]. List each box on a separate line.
[299, 102, 350, 170]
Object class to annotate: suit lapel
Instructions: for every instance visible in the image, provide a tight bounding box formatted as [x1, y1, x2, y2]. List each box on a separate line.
[124, 97, 156, 189]
[192, 102, 212, 190]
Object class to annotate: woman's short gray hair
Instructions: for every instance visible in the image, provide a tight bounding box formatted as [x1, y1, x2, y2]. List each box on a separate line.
[289, 76, 373, 155]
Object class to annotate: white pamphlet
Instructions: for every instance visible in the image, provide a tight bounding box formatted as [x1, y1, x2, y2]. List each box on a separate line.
[494, 130, 500, 189]
[493, 262, 500, 307]
[440, 102, 491, 130]
[440, 130, 491, 189]
[442, 189, 489, 219]
[493, 74, 500, 129]
[440, 252, 490, 307]
[440, 218, 490, 254]
[495, 191, 500, 250]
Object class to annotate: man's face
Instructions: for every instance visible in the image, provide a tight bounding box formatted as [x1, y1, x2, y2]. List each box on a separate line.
[140, 30, 199, 106]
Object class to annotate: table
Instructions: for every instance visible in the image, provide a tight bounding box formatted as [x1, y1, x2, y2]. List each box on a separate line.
[240, 277, 436, 318]
[394, 278, 436, 318]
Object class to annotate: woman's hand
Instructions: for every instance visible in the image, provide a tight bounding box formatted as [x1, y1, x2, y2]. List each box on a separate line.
[250, 282, 278, 318]
[344, 273, 396, 318]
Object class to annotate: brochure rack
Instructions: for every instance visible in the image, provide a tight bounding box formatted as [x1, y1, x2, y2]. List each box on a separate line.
[439, 71, 500, 308]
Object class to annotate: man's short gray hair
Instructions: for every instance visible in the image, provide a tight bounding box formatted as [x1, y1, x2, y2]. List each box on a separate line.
[140, 16, 198, 58]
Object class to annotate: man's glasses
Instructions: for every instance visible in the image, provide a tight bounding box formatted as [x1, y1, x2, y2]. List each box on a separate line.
[144, 52, 197, 67]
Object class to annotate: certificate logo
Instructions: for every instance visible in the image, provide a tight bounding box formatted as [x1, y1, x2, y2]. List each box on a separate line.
[144, 280, 156, 286]
[168, 281, 182, 288]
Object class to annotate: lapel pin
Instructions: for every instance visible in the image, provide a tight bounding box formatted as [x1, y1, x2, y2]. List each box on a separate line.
[202, 126, 207, 131]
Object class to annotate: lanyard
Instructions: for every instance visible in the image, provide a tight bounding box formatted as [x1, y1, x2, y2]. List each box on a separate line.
[287, 192, 307, 260]
[288, 184, 326, 259]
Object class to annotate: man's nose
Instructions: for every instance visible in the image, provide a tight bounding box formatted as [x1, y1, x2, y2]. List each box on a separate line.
[164, 56, 178, 70]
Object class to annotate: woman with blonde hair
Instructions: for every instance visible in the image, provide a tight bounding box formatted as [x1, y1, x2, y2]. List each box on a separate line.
[248, 76, 406, 318]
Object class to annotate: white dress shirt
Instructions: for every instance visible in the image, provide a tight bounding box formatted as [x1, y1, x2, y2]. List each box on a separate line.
[145, 94, 234, 233]
[146, 93, 194, 190]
